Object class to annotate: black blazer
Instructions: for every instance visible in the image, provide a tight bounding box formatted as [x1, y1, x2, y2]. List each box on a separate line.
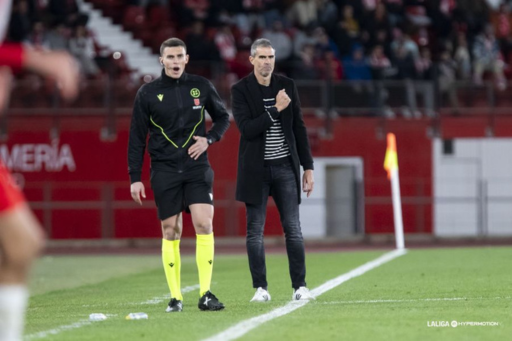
[231, 72, 314, 205]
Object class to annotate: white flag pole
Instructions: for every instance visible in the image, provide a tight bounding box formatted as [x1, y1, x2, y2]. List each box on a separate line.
[390, 168, 405, 250]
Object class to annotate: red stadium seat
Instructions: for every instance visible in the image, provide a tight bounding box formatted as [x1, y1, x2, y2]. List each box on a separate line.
[147, 5, 171, 30]
[122, 6, 146, 33]
[151, 26, 177, 54]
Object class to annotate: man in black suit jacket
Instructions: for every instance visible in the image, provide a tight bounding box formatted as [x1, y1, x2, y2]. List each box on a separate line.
[231, 38, 315, 302]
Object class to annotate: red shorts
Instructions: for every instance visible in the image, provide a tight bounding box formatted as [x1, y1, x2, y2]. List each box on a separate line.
[0, 160, 25, 214]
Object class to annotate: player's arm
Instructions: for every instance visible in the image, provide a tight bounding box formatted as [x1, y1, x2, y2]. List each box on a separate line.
[0, 44, 79, 110]
[128, 87, 150, 204]
[189, 80, 230, 160]
[289, 80, 314, 196]
[204, 80, 230, 143]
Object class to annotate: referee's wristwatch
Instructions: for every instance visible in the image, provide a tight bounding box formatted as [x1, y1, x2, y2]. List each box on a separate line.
[206, 137, 214, 146]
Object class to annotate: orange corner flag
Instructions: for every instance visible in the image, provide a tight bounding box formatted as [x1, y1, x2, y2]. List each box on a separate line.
[384, 133, 398, 179]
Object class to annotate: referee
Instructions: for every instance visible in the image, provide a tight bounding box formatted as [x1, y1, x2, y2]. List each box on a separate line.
[128, 38, 230, 312]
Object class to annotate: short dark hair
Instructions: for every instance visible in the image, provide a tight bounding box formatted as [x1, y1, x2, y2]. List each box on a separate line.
[160, 38, 187, 56]
[250, 38, 273, 57]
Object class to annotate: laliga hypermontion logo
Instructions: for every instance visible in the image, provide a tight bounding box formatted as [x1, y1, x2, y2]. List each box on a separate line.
[0, 139, 76, 172]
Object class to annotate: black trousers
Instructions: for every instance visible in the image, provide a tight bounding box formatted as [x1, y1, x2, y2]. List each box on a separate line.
[245, 162, 306, 290]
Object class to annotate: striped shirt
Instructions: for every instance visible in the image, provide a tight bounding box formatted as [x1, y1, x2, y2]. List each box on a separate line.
[260, 85, 290, 162]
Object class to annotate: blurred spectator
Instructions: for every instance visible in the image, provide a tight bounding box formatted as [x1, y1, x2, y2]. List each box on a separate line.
[338, 0, 365, 22]
[313, 26, 341, 59]
[232, 0, 265, 38]
[317, 50, 343, 80]
[331, 5, 361, 57]
[25, 20, 50, 49]
[214, 23, 237, 63]
[391, 28, 419, 61]
[47, 0, 80, 26]
[415, 47, 436, 117]
[185, 21, 220, 62]
[339, 5, 360, 40]
[416, 47, 434, 80]
[261, 20, 293, 62]
[472, 24, 506, 89]
[287, 0, 317, 29]
[183, 0, 210, 21]
[369, 44, 395, 79]
[69, 25, 100, 77]
[362, 3, 392, 50]
[393, 44, 417, 80]
[368, 44, 395, 117]
[229, 49, 253, 80]
[454, 32, 472, 79]
[405, 4, 431, 27]
[315, 0, 338, 33]
[393, 44, 419, 118]
[437, 50, 459, 109]
[8, 0, 31, 42]
[262, 0, 285, 29]
[47, 22, 70, 51]
[383, 0, 405, 27]
[342, 44, 372, 80]
[490, 3, 512, 60]
[457, 0, 490, 35]
[292, 43, 320, 80]
[425, 0, 456, 39]
[344, 43, 393, 117]
[375, 29, 393, 58]
[293, 23, 317, 59]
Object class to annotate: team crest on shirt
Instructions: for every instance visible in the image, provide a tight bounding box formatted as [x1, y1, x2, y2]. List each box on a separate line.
[193, 98, 201, 109]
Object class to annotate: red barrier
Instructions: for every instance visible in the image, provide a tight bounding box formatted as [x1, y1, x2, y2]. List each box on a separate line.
[1, 114, 444, 238]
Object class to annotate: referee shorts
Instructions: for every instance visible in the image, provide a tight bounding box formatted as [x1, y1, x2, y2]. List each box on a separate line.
[150, 166, 214, 220]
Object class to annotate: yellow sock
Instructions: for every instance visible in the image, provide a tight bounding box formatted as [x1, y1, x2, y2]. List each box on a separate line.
[173, 239, 181, 297]
[196, 233, 214, 297]
[162, 239, 183, 301]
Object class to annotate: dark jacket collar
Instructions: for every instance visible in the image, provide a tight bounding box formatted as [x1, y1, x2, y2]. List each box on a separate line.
[160, 69, 188, 85]
[247, 72, 280, 89]
[245, 72, 281, 115]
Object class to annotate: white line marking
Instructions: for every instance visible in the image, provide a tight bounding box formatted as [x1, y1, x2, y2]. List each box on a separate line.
[319, 296, 512, 305]
[203, 249, 407, 341]
[137, 284, 200, 305]
[25, 321, 91, 340]
[80, 284, 201, 308]
[25, 284, 200, 340]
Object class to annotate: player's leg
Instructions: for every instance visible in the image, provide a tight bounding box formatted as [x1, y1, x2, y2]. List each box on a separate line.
[151, 170, 184, 312]
[271, 163, 314, 301]
[189, 203, 224, 311]
[186, 167, 223, 311]
[0, 204, 45, 341]
[161, 213, 183, 312]
[245, 166, 271, 302]
[189, 203, 213, 295]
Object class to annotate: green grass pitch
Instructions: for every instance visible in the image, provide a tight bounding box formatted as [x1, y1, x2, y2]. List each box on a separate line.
[25, 247, 512, 340]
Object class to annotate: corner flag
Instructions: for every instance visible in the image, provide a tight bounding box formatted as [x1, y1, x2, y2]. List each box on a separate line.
[384, 133, 398, 179]
[384, 133, 405, 250]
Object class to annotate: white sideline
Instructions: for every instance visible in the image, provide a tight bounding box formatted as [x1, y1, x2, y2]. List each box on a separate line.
[319, 296, 511, 305]
[24, 284, 200, 340]
[203, 249, 407, 341]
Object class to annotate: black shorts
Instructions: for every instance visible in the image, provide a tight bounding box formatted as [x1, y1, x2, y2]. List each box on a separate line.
[150, 167, 214, 220]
